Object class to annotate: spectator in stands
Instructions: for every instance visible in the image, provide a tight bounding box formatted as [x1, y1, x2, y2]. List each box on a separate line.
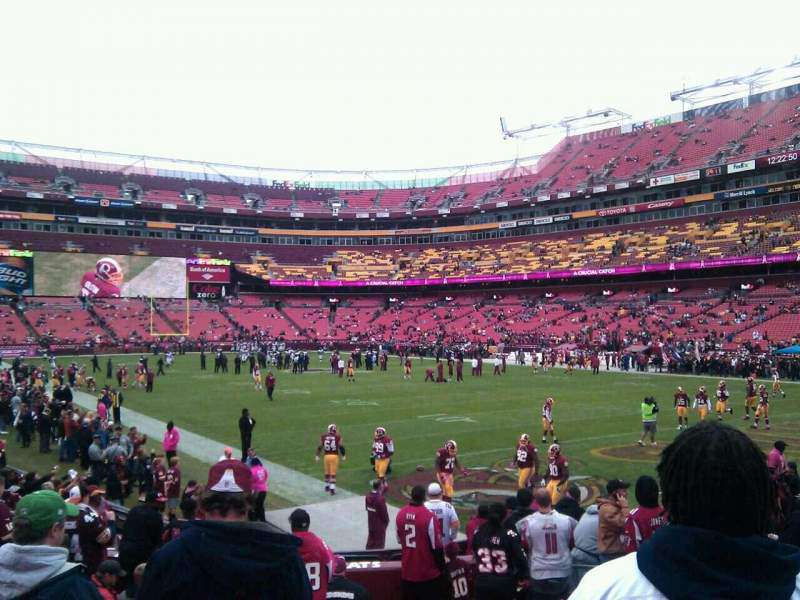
[570, 496, 601, 588]
[291, 508, 334, 600]
[138, 459, 312, 599]
[327, 554, 371, 600]
[0, 490, 102, 598]
[92, 559, 124, 600]
[396, 484, 446, 599]
[249, 457, 268, 522]
[465, 503, 489, 553]
[518, 488, 576, 600]
[554, 483, 584, 522]
[162, 421, 180, 462]
[503, 487, 535, 532]
[623, 475, 667, 553]
[78, 485, 114, 574]
[597, 479, 630, 563]
[119, 491, 163, 578]
[571, 422, 800, 598]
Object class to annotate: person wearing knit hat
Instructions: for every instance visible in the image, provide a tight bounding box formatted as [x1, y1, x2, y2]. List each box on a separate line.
[0, 490, 102, 598]
[327, 554, 371, 600]
[137, 460, 311, 599]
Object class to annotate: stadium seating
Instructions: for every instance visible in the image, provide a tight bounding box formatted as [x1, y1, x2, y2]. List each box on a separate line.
[2, 90, 799, 216]
[238, 206, 800, 283]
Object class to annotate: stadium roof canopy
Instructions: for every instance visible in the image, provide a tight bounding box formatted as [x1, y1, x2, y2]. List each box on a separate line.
[775, 345, 800, 355]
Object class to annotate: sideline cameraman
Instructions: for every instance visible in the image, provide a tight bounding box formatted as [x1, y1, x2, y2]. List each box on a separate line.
[637, 396, 659, 447]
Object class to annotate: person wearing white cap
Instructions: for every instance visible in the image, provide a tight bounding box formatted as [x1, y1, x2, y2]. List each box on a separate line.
[424, 482, 460, 545]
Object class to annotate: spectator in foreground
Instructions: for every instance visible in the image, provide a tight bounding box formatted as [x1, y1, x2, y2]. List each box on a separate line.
[623, 475, 667, 553]
[0, 490, 102, 598]
[118, 491, 163, 577]
[396, 484, 446, 599]
[554, 483, 584, 522]
[291, 508, 334, 600]
[137, 459, 312, 599]
[327, 554, 371, 600]
[596, 479, 630, 562]
[519, 488, 576, 600]
[571, 421, 800, 598]
[465, 503, 489, 553]
[92, 559, 124, 600]
[503, 487, 535, 532]
[472, 502, 528, 599]
[570, 497, 601, 587]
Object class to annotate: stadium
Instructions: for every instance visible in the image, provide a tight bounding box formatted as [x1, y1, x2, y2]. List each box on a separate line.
[1, 4, 800, 600]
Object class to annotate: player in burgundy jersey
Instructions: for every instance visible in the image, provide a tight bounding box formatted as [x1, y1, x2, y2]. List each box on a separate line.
[753, 384, 770, 430]
[290, 508, 333, 600]
[396, 484, 446, 599]
[715, 380, 732, 420]
[79, 256, 124, 298]
[544, 444, 569, 504]
[371, 426, 394, 490]
[510, 434, 539, 490]
[743, 375, 757, 420]
[435, 440, 468, 502]
[315, 424, 346, 495]
[674, 386, 690, 430]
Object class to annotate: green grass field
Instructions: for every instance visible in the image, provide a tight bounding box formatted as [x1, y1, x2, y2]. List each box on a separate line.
[8, 354, 799, 511]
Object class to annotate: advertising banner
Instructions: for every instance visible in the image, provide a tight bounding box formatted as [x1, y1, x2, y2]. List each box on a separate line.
[0, 345, 38, 358]
[498, 221, 517, 230]
[0, 249, 34, 296]
[186, 258, 231, 283]
[0, 211, 20, 220]
[35, 252, 186, 298]
[190, 282, 227, 300]
[727, 160, 755, 174]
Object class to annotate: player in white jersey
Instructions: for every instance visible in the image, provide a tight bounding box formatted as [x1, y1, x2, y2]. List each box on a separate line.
[424, 482, 460, 545]
[517, 488, 577, 599]
[772, 367, 786, 398]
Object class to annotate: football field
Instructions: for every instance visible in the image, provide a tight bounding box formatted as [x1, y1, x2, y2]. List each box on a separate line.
[30, 353, 799, 513]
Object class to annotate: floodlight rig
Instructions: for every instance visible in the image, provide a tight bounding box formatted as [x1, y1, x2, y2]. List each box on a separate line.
[670, 57, 800, 109]
[500, 107, 631, 140]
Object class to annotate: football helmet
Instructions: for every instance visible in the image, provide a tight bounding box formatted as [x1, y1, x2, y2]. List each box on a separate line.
[96, 257, 123, 286]
[548, 443, 561, 459]
[327, 423, 337, 434]
[374, 426, 386, 439]
[544, 396, 554, 406]
[699, 386, 706, 393]
[445, 440, 458, 455]
[677, 386, 684, 393]
[718, 380, 726, 388]
[519, 433, 530, 444]
[758, 384, 766, 391]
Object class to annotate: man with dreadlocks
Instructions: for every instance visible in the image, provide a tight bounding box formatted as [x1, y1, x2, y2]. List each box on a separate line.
[571, 422, 800, 599]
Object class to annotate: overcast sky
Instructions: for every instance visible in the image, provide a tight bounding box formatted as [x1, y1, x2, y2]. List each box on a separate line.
[2, 1, 797, 172]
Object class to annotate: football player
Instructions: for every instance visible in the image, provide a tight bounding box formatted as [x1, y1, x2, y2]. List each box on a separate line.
[252, 364, 262, 390]
[541, 397, 557, 444]
[753, 384, 770, 430]
[403, 357, 412, 380]
[743, 375, 757, 420]
[772, 367, 786, 398]
[693, 386, 710, 421]
[371, 426, 394, 490]
[545, 443, 569, 504]
[435, 440, 467, 502]
[346, 358, 355, 382]
[80, 256, 124, 298]
[674, 386, 690, 430]
[715, 380, 732, 420]
[511, 433, 539, 490]
[315, 424, 346, 495]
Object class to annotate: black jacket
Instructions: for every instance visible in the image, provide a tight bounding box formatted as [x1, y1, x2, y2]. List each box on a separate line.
[554, 495, 584, 522]
[137, 520, 311, 599]
[120, 504, 164, 567]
